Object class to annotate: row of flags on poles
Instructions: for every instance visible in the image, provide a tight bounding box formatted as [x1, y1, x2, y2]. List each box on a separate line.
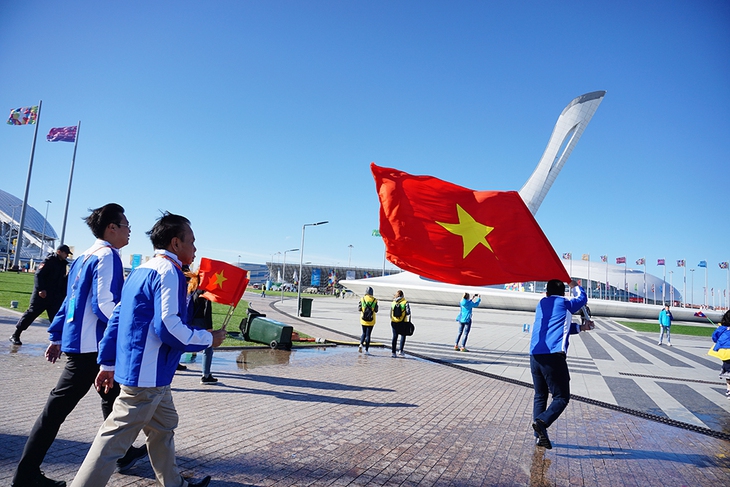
[562, 253, 729, 269]
[8, 105, 78, 143]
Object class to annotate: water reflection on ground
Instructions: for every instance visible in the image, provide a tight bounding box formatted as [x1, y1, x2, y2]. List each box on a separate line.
[193, 346, 344, 372]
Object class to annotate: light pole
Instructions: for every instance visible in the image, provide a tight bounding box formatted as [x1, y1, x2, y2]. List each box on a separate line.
[297, 221, 328, 316]
[39, 199, 51, 259]
[281, 248, 299, 302]
[690, 269, 695, 306]
[348, 244, 353, 267]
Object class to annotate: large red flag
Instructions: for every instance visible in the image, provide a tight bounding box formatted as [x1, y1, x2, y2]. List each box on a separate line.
[198, 258, 249, 306]
[371, 163, 569, 286]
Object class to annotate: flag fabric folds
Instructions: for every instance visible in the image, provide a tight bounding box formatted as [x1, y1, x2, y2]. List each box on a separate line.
[562, 253, 572, 260]
[616, 257, 626, 264]
[636, 258, 645, 265]
[7, 106, 38, 125]
[677, 260, 685, 267]
[371, 163, 569, 286]
[657, 259, 665, 266]
[600, 255, 607, 263]
[698, 260, 707, 268]
[720, 262, 729, 269]
[197, 258, 249, 306]
[581, 254, 589, 261]
[47, 126, 77, 142]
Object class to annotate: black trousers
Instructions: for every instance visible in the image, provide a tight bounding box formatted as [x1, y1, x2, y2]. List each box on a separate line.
[14, 293, 63, 333]
[13, 352, 120, 481]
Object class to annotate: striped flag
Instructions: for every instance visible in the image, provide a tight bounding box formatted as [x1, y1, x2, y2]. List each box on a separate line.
[7, 106, 38, 125]
[47, 126, 77, 142]
[616, 256, 626, 264]
[657, 259, 665, 266]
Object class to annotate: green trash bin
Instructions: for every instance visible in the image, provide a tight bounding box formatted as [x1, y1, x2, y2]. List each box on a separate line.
[246, 317, 293, 349]
[300, 297, 313, 317]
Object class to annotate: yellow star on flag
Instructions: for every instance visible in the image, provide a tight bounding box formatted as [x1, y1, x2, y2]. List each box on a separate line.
[210, 270, 228, 289]
[436, 204, 495, 258]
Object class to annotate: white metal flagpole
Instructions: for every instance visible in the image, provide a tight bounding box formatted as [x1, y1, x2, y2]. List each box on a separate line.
[60, 121, 81, 245]
[12, 100, 42, 270]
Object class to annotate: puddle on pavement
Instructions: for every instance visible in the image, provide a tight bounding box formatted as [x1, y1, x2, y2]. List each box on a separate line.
[181, 346, 349, 371]
[1, 341, 48, 357]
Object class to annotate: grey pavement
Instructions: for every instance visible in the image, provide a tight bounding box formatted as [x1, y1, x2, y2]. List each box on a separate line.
[1, 296, 729, 486]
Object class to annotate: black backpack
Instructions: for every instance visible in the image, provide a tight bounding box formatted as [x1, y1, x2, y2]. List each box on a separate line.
[362, 302, 374, 321]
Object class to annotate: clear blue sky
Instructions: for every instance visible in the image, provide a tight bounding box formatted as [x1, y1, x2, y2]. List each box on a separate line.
[1, 1, 728, 303]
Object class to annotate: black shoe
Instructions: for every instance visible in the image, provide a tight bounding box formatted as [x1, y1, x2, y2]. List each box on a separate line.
[201, 375, 218, 384]
[9, 335, 22, 345]
[187, 475, 211, 487]
[176, 363, 188, 371]
[116, 444, 148, 473]
[12, 471, 66, 487]
[532, 419, 552, 449]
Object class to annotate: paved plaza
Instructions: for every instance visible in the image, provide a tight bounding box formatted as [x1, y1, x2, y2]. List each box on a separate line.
[1, 295, 730, 486]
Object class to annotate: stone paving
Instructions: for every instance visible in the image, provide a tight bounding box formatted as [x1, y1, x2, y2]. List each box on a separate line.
[1, 298, 730, 486]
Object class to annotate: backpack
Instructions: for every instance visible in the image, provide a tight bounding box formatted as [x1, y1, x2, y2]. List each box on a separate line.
[362, 302, 374, 321]
[392, 303, 403, 319]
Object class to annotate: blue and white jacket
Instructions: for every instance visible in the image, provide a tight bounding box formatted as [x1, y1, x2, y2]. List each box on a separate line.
[98, 250, 212, 387]
[48, 240, 124, 354]
[530, 285, 587, 355]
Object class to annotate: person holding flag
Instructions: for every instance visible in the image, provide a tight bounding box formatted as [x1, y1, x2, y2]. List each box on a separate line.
[70, 212, 225, 487]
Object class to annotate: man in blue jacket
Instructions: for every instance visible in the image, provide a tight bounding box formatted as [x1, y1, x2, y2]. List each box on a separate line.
[530, 279, 592, 449]
[12, 204, 146, 487]
[70, 212, 226, 487]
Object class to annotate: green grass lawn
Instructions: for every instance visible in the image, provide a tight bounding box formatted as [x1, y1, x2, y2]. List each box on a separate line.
[0, 271, 313, 348]
[617, 320, 716, 337]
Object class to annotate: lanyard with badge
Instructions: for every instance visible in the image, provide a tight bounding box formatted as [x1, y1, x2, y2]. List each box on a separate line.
[66, 244, 112, 323]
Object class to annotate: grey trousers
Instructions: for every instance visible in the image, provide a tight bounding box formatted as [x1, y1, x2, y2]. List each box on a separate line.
[70, 384, 187, 487]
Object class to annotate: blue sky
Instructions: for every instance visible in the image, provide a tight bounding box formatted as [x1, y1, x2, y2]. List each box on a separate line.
[1, 1, 729, 304]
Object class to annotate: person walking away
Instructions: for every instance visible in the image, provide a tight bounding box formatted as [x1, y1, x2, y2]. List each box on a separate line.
[9, 245, 71, 345]
[658, 304, 673, 346]
[530, 279, 593, 450]
[11, 204, 147, 487]
[710, 310, 730, 397]
[390, 290, 411, 357]
[185, 268, 218, 384]
[69, 212, 225, 487]
[455, 293, 481, 351]
[358, 286, 378, 354]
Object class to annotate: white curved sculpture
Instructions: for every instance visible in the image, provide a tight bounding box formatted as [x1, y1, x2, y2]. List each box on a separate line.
[519, 91, 606, 214]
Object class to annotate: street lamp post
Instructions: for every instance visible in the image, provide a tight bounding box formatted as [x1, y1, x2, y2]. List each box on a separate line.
[281, 248, 299, 302]
[39, 199, 51, 259]
[297, 221, 328, 316]
[348, 244, 353, 267]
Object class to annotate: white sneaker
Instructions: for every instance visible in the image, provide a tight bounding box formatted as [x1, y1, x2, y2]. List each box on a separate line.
[667, 343, 672, 347]
[391, 353, 397, 358]
[358, 345, 362, 353]
[364, 350, 370, 355]
[657, 342, 662, 345]
[397, 350, 405, 356]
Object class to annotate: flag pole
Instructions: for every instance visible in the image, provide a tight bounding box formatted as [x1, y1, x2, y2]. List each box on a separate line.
[60, 121, 80, 245]
[12, 100, 42, 271]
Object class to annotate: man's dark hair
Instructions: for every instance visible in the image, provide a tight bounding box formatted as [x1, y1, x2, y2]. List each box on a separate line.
[546, 279, 566, 297]
[146, 211, 191, 250]
[84, 203, 125, 238]
[722, 310, 730, 325]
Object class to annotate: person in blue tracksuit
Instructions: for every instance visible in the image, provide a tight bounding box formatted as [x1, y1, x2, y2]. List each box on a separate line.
[12, 203, 147, 487]
[530, 279, 592, 450]
[70, 212, 226, 487]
